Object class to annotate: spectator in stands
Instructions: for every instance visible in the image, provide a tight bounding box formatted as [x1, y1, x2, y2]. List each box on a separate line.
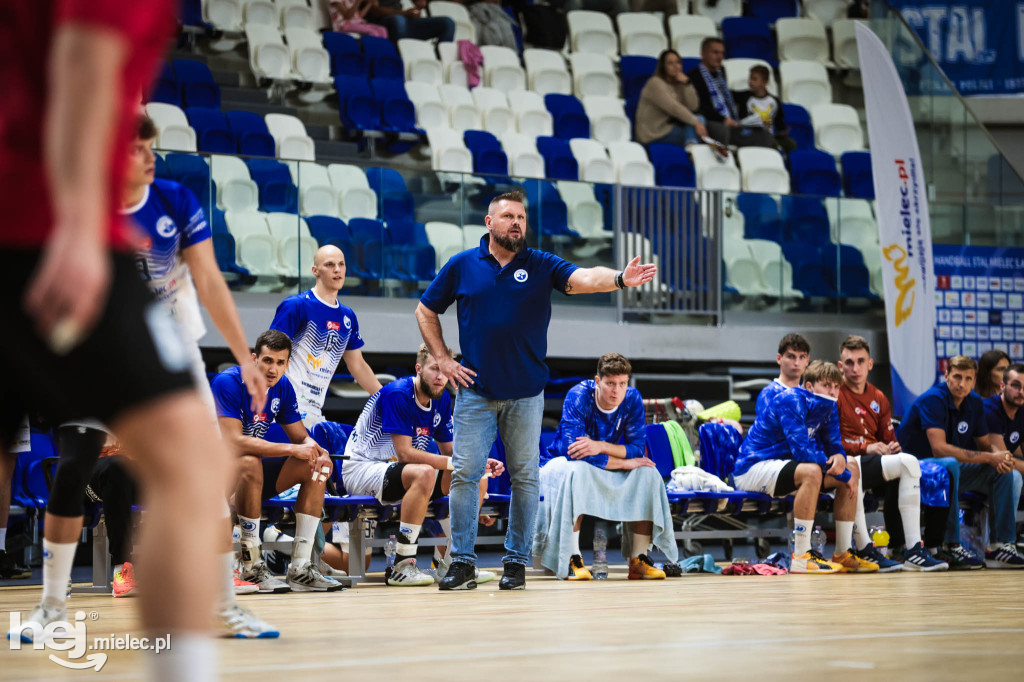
[983, 362, 1024, 491]
[271, 244, 381, 430]
[635, 49, 707, 149]
[687, 38, 775, 149]
[535, 353, 675, 580]
[213, 330, 345, 593]
[343, 343, 502, 586]
[466, 0, 520, 49]
[896, 355, 1024, 569]
[733, 65, 797, 153]
[564, 0, 629, 18]
[0, 417, 31, 580]
[976, 349, 1010, 399]
[416, 190, 656, 591]
[367, 0, 456, 43]
[755, 333, 810, 417]
[329, 0, 389, 38]
[735, 361, 877, 574]
[836, 335, 947, 571]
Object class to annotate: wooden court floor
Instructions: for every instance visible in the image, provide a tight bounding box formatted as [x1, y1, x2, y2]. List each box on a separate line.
[3, 567, 1024, 681]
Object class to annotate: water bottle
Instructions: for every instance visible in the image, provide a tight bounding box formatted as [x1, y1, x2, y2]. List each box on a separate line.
[870, 525, 890, 549]
[384, 534, 397, 582]
[592, 528, 609, 580]
[811, 525, 826, 556]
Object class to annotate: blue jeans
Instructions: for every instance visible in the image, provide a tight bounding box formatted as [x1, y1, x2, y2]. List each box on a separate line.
[376, 16, 455, 43]
[449, 388, 543, 566]
[934, 457, 1019, 545]
[650, 115, 704, 148]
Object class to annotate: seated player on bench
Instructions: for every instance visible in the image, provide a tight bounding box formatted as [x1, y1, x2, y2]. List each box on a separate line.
[212, 330, 344, 593]
[983, 362, 1024, 493]
[536, 353, 676, 581]
[755, 333, 811, 417]
[734, 360, 877, 574]
[343, 344, 502, 586]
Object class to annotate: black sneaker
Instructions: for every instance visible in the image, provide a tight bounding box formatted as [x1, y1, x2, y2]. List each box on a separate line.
[662, 561, 683, 577]
[935, 543, 985, 570]
[438, 560, 477, 591]
[0, 550, 31, 579]
[498, 562, 525, 590]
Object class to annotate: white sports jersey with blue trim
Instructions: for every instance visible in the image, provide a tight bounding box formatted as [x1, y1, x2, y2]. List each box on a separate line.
[345, 376, 453, 464]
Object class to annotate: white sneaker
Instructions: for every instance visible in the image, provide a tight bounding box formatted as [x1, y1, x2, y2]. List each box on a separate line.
[241, 561, 291, 594]
[287, 561, 345, 592]
[219, 604, 280, 639]
[7, 602, 66, 644]
[474, 568, 496, 584]
[387, 558, 435, 586]
[433, 554, 453, 583]
[317, 557, 347, 578]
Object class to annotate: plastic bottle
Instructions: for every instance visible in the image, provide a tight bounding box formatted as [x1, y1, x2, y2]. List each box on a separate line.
[384, 534, 397, 582]
[870, 525, 890, 549]
[811, 525, 826, 556]
[592, 528, 609, 580]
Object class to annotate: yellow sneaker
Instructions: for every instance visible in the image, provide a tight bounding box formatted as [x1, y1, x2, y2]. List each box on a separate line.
[831, 550, 880, 573]
[628, 554, 666, 580]
[791, 551, 842, 574]
[567, 554, 592, 581]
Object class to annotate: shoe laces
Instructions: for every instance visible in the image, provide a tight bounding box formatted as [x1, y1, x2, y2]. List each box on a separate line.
[635, 553, 655, 567]
[248, 562, 274, 582]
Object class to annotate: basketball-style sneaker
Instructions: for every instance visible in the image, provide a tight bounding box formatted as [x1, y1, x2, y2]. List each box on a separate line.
[853, 543, 902, 573]
[112, 562, 137, 597]
[831, 550, 879, 573]
[218, 604, 280, 639]
[387, 558, 435, 586]
[901, 543, 948, 572]
[438, 560, 477, 590]
[567, 554, 592, 581]
[286, 561, 345, 592]
[791, 550, 841, 574]
[0, 550, 31, 579]
[499, 562, 526, 590]
[7, 602, 65, 643]
[241, 561, 291, 593]
[628, 554, 666, 580]
[233, 570, 260, 595]
[935, 543, 985, 570]
[985, 543, 1024, 569]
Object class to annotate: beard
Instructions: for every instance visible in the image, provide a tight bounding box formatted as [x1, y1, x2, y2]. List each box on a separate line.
[492, 230, 525, 253]
[419, 376, 447, 400]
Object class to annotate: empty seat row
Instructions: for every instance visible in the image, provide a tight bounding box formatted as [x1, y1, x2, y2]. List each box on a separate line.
[202, 0, 327, 33]
[150, 59, 221, 110]
[246, 24, 331, 85]
[146, 103, 316, 159]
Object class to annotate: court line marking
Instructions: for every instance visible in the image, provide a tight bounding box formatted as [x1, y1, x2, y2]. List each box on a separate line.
[828, 661, 876, 669]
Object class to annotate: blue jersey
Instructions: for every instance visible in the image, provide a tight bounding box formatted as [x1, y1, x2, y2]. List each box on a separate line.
[755, 379, 788, 418]
[210, 366, 302, 439]
[270, 289, 366, 422]
[897, 384, 988, 459]
[542, 380, 646, 470]
[124, 178, 211, 342]
[736, 386, 844, 477]
[344, 376, 453, 464]
[984, 394, 1024, 454]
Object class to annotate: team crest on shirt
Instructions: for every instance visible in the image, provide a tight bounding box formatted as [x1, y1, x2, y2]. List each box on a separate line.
[957, 421, 969, 434]
[433, 413, 442, 428]
[271, 398, 280, 414]
[514, 269, 528, 282]
[869, 400, 880, 413]
[155, 216, 176, 238]
[326, 321, 341, 331]
[1011, 431, 1020, 444]
[343, 315, 352, 329]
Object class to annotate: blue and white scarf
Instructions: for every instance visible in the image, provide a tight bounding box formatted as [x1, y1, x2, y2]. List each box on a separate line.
[698, 63, 737, 121]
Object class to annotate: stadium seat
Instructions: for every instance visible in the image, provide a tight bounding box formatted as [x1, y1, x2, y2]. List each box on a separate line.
[242, 0, 277, 27]
[203, 0, 244, 32]
[425, 221, 466, 270]
[150, 62, 181, 106]
[498, 133, 546, 178]
[245, 23, 292, 80]
[461, 224, 488, 247]
[362, 36, 405, 81]
[246, 158, 299, 213]
[277, 0, 316, 30]
[748, 0, 800, 24]
[669, 14, 716, 56]
[210, 155, 260, 212]
[370, 79, 418, 133]
[437, 41, 468, 87]
[789, 150, 841, 196]
[722, 17, 775, 63]
[840, 151, 874, 200]
[427, 1, 476, 42]
[544, 94, 590, 140]
[322, 32, 367, 77]
[555, 181, 607, 238]
[404, 82, 447, 129]
[803, 0, 852, 28]
[284, 27, 331, 84]
[689, 145, 741, 190]
[398, 39, 443, 85]
[779, 60, 832, 109]
[289, 161, 338, 217]
[693, 0, 742, 26]
[265, 113, 316, 160]
[829, 198, 878, 253]
[607, 141, 655, 186]
[265, 212, 319, 276]
[775, 18, 828, 63]
[439, 84, 483, 132]
[480, 46, 527, 93]
[165, 153, 213, 209]
[471, 87, 515, 137]
[568, 53, 617, 99]
[366, 167, 414, 221]
[154, 152, 170, 179]
[620, 56, 657, 101]
[647, 143, 697, 188]
[508, 89, 554, 137]
[832, 19, 863, 69]
[536, 137, 580, 181]
[582, 96, 631, 145]
[737, 147, 790, 194]
[306, 214, 350, 246]
[426, 127, 473, 173]
[525, 181, 575, 240]
[737, 192, 784, 241]
[723, 58, 777, 94]
[569, 138, 616, 184]
[225, 110, 276, 156]
[783, 242, 833, 297]
[810, 103, 863, 156]
[327, 164, 379, 220]
[464, 130, 509, 176]
[334, 76, 381, 131]
[225, 210, 278, 276]
[145, 102, 198, 151]
[747, 238, 803, 298]
[173, 59, 221, 109]
[781, 103, 814, 150]
[523, 49, 572, 97]
[617, 13, 668, 58]
[567, 10, 618, 57]
[186, 108, 235, 154]
[781, 195, 830, 244]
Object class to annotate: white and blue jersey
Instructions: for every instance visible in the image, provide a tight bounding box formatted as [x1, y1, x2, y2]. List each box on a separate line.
[755, 378, 788, 418]
[541, 380, 646, 470]
[123, 178, 211, 342]
[345, 376, 453, 465]
[270, 289, 365, 425]
[211, 366, 302, 439]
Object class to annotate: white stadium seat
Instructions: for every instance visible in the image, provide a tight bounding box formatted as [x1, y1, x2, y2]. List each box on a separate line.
[582, 96, 631, 145]
[811, 103, 864, 156]
[779, 59, 832, 109]
[479, 46, 527, 93]
[428, 1, 476, 42]
[225, 211, 277, 275]
[245, 23, 292, 80]
[832, 19, 863, 69]
[145, 103, 198, 152]
[567, 10, 618, 57]
[462, 224, 489, 246]
[607, 141, 656, 186]
[669, 14, 716, 56]
[288, 161, 338, 217]
[277, 0, 316, 29]
[438, 84, 483, 132]
[499, 132, 545, 178]
[523, 49, 572, 96]
[748, 238, 803, 298]
[775, 18, 829, 63]
[569, 138, 616, 184]
[210, 155, 259, 212]
[617, 13, 669, 58]
[689, 144, 741, 190]
[828, 198, 878, 253]
[693, 0, 742, 26]
[737, 147, 791, 194]
[203, 0, 243, 31]
[508, 89, 554, 137]
[284, 27, 331, 83]
[803, 0, 852, 28]
[472, 87, 515, 137]
[265, 113, 316, 160]
[404, 82, 447, 130]
[723, 58, 777, 95]
[556, 181, 607, 238]
[327, 164, 378, 220]
[568, 53, 618, 98]
[426, 127, 473, 173]
[438, 42, 468, 86]
[398, 39, 444, 85]
[242, 0, 276, 26]
[265, 212, 319, 276]
[425, 221, 465, 270]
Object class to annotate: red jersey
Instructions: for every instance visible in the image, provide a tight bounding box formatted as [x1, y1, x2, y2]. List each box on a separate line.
[837, 381, 896, 456]
[0, 0, 175, 249]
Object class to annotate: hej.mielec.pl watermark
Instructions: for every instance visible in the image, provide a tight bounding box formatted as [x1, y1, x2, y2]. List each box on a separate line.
[9, 610, 171, 672]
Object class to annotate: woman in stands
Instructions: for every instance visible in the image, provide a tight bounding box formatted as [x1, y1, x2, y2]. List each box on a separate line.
[635, 49, 708, 150]
[977, 349, 1011, 399]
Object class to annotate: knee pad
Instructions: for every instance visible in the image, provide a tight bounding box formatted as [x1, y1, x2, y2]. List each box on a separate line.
[47, 425, 106, 517]
[881, 453, 920, 481]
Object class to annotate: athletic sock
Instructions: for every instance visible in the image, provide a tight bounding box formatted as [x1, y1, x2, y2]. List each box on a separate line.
[291, 513, 321, 570]
[148, 633, 216, 682]
[41, 539, 76, 607]
[793, 518, 813, 556]
[572, 529, 582, 557]
[220, 552, 237, 609]
[397, 521, 422, 562]
[835, 521, 854, 554]
[632, 533, 651, 559]
[897, 475, 924, 549]
[0, 527, 7, 552]
[853, 467, 871, 549]
[238, 515, 261, 569]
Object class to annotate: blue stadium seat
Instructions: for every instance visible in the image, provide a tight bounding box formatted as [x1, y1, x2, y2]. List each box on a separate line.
[682, 57, 702, 73]
[334, 76, 381, 132]
[838, 263, 875, 298]
[737, 193, 783, 241]
[535, 137, 579, 181]
[721, 17, 775, 63]
[781, 103, 813, 150]
[323, 32, 367, 77]
[365, 167, 415, 221]
[620, 56, 657, 102]
[225, 110, 276, 157]
[370, 79, 418, 133]
[173, 59, 221, 109]
[347, 217, 392, 279]
[746, 0, 800, 24]
[395, 243, 437, 282]
[150, 62, 180, 105]
[840, 151, 874, 199]
[165, 152, 210, 181]
[387, 220, 429, 246]
[307, 215, 350, 246]
[155, 154, 170, 179]
[789, 150, 841, 197]
[463, 130, 508, 176]
[246, 158, 299, 213]
[361, 36, 405, 81]
[180, 0, 206, 28]
[647, 143, 696, 188]
[524, 181, 576, 239]
[783, 242, 833, 297]
[210, 208, 228, 234]
[543, 94, 590, 140]
[186, 108, 235, 154]
[213, 232, 250, 276]
[781, 195, 829, 244]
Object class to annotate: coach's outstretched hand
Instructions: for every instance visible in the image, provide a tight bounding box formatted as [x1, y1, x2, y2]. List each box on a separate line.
[621, 256, 657, 288]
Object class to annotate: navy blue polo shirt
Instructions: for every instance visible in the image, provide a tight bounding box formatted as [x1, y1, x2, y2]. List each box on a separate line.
[983, 394, 1024, 454]
[896, 383, 988, 459]
[419, 235, 578, 400]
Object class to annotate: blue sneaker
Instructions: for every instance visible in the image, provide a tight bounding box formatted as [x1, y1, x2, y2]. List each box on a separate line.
[984, 543, 1024, 569]
[902, 542, 948, 572]
[854, 543, 902, 573]
[936, 543, 985, 570]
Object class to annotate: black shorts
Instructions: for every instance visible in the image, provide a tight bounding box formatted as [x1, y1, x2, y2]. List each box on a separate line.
[859, 453, 886, 490]
[261, 456, 290, 501]
[772, 460, 802, 497]
[380, 462, 445, 505]
[0, 250, 194, 449]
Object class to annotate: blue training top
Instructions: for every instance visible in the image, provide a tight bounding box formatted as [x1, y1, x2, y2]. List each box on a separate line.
[983, 394, 1024, 453]
[897, 383, 988, 459]
[541, 380, 647, 470]
[211, 366, 302, 439]
[419, 235, 578, 401]
[754, 378, 788, 418]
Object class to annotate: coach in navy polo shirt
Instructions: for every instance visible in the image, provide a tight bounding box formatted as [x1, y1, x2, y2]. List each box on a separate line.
[983, 362, 1024, 507]
[897, 356, 1022, 568]
[415, 190, 656, 591]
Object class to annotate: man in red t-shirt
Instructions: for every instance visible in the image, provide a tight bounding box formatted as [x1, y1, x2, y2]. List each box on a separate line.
[0, 1, 267, 674]
[837, 335, 947, 572]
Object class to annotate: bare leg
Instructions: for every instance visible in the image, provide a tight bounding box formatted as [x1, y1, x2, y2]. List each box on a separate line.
[0, 450, 15, 542]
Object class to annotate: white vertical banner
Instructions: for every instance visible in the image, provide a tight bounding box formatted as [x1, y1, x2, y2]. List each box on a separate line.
[856, 22, 937, 416]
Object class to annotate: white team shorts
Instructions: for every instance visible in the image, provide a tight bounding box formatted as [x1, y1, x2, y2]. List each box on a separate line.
[734, 459, 795, 497]
[342, 459, 392, 503]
